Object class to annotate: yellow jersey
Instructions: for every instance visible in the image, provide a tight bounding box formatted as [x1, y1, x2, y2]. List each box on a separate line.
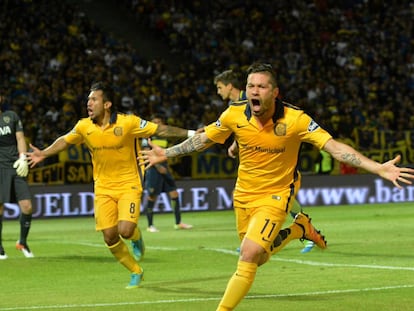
[204, 100, 332, 208]
[64, 113, 158, 193]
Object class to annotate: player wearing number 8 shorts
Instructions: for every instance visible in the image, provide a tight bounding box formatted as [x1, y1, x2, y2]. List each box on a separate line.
[26, 82, 194, 288]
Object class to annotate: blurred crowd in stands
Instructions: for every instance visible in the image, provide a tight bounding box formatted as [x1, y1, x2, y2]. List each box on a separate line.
[1, 0, 414, 157]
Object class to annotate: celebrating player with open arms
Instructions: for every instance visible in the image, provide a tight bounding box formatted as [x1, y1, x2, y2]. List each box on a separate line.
[215, 68, 317, 253]
[140, 62, 414, 310]
[26, 82, 195, 289]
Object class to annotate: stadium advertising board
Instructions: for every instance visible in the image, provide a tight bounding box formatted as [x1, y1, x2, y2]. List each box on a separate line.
[3, 175, 414, 219]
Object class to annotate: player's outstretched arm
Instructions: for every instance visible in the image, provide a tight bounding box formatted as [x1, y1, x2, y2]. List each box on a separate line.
[139, 132, 215, 169]
[323, 138, 414, 188]
[155, 124, 195, 138]
[26, 136, 70, 168]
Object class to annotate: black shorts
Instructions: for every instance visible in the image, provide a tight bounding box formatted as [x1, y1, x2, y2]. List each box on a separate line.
[144, 166, 177, 196]
[0, 168, 31, 203]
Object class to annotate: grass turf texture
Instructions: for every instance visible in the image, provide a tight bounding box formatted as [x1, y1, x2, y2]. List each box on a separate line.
[0, 202, 413, 311]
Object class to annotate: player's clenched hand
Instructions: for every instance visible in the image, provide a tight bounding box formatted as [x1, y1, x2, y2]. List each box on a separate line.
[13, 154, 29, 177]
[379, 154, 414, 188]
[25, 143, 46, 168]
[227, 140, 239, 158]
[138, 139, 168, 170]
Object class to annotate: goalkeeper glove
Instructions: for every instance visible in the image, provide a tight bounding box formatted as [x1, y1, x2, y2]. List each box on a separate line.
[13, 153, 29, 177]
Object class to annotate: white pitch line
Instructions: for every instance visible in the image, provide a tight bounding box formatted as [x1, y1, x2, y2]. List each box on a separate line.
[60, 242, 414, 271]
[0, 284, 413, 311]
[207, 248, 414, 271]
[270, 257, 414, 271]
[64, 242, 414, 271]
[69, 241, 103, 248]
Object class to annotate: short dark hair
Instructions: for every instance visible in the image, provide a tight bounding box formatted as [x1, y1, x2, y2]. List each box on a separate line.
[246, 62, 278, 87]
[150, 113, 165, 122]
[214, 69, 244, 90]
[90, 82, 117, 112]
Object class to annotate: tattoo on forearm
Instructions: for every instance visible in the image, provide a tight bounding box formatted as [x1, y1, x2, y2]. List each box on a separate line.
[166, 135, 208, 157]
[341, 153, 361, 166]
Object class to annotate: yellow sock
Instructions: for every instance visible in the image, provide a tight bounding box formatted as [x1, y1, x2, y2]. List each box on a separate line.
[270, 223, 303, 255]
[216, 261, 257, 311]
[107, 239, 142, 274]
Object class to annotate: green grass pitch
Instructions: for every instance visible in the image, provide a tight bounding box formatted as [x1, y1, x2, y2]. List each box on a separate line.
[1, 202, 413, 311]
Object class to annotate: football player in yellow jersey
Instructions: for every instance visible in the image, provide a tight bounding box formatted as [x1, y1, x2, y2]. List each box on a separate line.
[216, 68, 315, 253]
[140, 62, 414, 310]
[26, 82, 195, 289]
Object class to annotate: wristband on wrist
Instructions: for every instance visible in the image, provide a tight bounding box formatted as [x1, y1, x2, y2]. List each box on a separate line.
[187, 130, 196, 137]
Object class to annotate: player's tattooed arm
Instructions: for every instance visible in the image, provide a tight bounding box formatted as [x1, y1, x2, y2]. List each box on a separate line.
[323, 138, 381, 173]
[324, 137, 414, 188]
[324, 139, 366, 168]
[341, 153, 361, 166]
[139, 132, 216, 168]
[166, 133, 215, 157]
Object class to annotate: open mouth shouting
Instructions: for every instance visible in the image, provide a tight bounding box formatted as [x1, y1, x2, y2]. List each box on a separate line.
[250, 98, 261, 114]
[87, 107, 94, 117]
